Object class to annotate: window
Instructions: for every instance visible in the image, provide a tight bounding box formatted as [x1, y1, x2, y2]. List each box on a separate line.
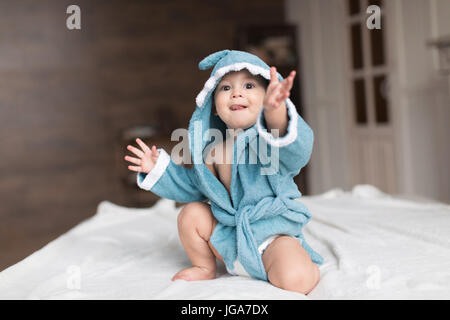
[347, 0, 390, 126]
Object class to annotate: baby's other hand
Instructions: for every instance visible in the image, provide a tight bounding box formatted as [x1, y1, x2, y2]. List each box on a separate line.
[263, 66, 296, 112]
[125, 138, 159, 174]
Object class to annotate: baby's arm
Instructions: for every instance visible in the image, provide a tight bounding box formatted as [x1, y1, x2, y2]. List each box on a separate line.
[257, 68, 314, 176]
[262, 67, 295, 137]
[125, 138, 206, 203]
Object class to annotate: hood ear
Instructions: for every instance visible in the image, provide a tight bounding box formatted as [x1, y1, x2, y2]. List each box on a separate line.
[198, 50, 230, 70]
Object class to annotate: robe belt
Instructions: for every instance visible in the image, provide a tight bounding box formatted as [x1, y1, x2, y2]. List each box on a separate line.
[215, 195, 289, 227]
[235, 196, 289, 279]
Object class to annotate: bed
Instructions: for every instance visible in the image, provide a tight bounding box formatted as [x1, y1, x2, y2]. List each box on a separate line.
[1, 184, 449, 300]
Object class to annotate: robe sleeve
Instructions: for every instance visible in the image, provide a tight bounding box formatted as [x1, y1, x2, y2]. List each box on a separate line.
[136, 148, 206, 203]
[255, 99, 314, 176]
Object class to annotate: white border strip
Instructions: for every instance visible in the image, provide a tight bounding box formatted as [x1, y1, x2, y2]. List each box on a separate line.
[136, 148, 170, 190]
[256, 99, 298, 147]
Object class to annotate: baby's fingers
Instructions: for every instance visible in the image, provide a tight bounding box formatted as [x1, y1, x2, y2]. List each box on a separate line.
[124, 155, 141, 165]
[127, 145, 144, 158]
[127, 165, 142, 172]
[281, 71, 296, 91]
[151, 145, 159, 155]
[275, 91, 290, 104]
[269, 67, 279, 86]
[136, 138, 150, 152]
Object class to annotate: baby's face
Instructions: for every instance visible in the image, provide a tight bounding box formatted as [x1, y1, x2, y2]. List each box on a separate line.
[213, 70, 266, 130]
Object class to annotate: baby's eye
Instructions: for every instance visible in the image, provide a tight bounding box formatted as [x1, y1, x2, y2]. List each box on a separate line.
[220, 85, 231, 91]
[245, 83, 255, 89]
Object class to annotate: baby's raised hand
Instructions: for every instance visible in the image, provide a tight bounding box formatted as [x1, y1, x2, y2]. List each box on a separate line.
[263, 66, 296, 112]
[125, 138, 159, 174]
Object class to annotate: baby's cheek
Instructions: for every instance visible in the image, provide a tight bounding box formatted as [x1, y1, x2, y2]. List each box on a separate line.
[214, 93, 226, 108]
[257, 94, 266, 107]
[258, 89, 267, 101]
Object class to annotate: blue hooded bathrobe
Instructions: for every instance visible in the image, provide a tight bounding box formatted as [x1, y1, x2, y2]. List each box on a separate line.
[137, 50, 323, 281]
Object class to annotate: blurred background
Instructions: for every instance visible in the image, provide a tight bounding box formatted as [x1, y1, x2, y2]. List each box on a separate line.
[0, 0, 449, 271]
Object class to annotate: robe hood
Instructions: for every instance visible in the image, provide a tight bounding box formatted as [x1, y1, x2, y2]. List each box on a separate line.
[188, 49, 286, 167]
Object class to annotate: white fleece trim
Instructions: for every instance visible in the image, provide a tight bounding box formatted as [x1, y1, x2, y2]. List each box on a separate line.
[136, 148, 170, 191]
[256, 99, 298, 148]
[195, 62, 271, 108]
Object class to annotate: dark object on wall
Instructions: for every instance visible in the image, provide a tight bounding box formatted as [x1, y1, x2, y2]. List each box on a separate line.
[235, 24, 310, 195]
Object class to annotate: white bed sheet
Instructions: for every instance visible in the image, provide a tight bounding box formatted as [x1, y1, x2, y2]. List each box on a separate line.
[1, 185, 449, 300]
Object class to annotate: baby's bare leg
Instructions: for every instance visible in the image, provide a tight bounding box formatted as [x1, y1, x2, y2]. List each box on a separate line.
[172, 201, 222, 281]
[262, 236, 320, 295]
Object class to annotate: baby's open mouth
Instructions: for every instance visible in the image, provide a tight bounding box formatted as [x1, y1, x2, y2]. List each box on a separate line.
[230, 104, 247, 111]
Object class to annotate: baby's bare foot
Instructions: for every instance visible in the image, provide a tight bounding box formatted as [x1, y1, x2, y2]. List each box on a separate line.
[171, 266, 216, 281]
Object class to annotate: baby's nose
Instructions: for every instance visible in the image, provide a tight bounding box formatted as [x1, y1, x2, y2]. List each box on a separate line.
[231, 89, 243, 98]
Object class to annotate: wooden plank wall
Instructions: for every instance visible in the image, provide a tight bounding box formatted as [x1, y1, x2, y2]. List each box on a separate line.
[0, 0, 285, 271]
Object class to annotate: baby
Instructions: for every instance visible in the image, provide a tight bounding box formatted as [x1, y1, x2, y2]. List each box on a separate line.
[125, 50, 323, 295]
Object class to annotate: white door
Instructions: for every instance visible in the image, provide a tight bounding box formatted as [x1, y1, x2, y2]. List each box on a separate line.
[344, 0, 397, 194]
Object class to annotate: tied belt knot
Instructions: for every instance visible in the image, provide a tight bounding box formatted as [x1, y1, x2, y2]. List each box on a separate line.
[226, 196, 289, 280]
